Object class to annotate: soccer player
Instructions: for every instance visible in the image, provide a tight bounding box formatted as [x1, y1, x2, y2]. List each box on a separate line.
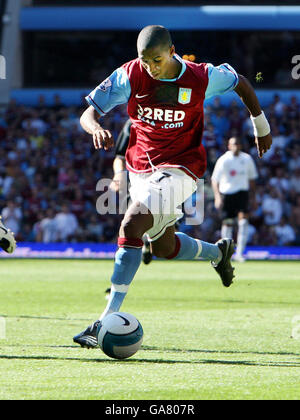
[74, 25, 272, 348]
[0, 216, 16, 253]
[211, 137, 258, 262]
[110, 118, 153, 265]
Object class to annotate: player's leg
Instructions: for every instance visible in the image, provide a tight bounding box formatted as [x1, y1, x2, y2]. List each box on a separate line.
[151, 225, 219, 261]
[221, 219, 234, 239]
[221, 194, 235, 239]
[146, 168, 235, 286]
[104, 236, 153, 299]
[233, 191, 250, 262]
[0, 216, 16, 253]
[100, 203, 153, 318]
[141, 221, 180, 265]
[73, 201, 153, 348]
[115, 118, 153, 266]
[150, 226, 235, 288]
[235, 211, 249, 262]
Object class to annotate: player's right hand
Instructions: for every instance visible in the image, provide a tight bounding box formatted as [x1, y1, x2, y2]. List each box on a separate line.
[92, 128, 114, 151]
[214, 195, 223, 210]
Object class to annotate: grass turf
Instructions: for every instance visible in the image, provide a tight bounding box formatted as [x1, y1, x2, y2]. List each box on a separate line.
[0, 259, 300, 400]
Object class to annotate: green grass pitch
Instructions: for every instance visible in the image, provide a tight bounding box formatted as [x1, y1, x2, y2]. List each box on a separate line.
[0, 259, 300, 400]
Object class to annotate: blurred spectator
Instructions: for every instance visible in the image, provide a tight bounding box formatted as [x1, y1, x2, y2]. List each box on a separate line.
[291, 196, 300, 245]
[290, 168, 300, 194]
[210, 109, 229, 139]
[274, 217, 296, 246]
[270, 126, 290, 150]
[210, 97, 225, 114]
[288, 147, 300, 172]
[102, 217, 119, 242]
[32, 212, 45, 242]
[1, 201, 22, 236]
[272, 94, 286, 118]
[54, 203, 79, 242]
[228, 106, 243, 135]
[86, 214, 104, 242]
[39, 209, 58, 243]
[261, 145, 287, 168]
[20, 223, 36, 242]
[286, 96, 300, 120]
[22, 110, 48, 135]
[261, 188, 283, 226]
[259, 225, 277, 246]
[269, 167, 291, 194]
[71, 188, 86, 218]
[202, 123, 219, 149]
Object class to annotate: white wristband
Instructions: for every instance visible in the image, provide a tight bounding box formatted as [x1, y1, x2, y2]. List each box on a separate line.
[250, 111, 270, 137]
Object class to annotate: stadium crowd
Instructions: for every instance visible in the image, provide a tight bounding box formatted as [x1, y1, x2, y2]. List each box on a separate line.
[0, 92, 299, 246]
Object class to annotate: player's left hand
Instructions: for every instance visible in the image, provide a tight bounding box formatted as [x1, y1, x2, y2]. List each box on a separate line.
[255, 133, 272, 158]
[109, 172, 127, 194]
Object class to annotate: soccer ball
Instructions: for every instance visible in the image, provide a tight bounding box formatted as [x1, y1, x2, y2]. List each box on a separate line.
[96, 312, 144, 359]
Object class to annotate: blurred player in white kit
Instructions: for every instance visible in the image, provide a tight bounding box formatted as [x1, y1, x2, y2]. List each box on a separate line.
[212, 137, 258, 262]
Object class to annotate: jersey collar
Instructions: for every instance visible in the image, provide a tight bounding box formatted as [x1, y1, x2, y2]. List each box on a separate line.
[159, 54, 186, 82]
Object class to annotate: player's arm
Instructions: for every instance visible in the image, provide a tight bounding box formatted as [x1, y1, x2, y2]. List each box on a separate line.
[205, 63, 272, 158]
[109, 156, 127, 194]
[211, 159, 223, 210]
[234, 75, 272, 158]
[113, 155, 126, 175]
[80, 106, 113, 151]
[211, 178, 223, 210]
[249, 179, 256, 205]
[109, 118, 131, 192]
[81, 67, 131, 151]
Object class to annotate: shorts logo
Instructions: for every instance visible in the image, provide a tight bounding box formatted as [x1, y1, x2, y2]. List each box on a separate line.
[99, 78, 112, 92]
[178, 88, 192, 104]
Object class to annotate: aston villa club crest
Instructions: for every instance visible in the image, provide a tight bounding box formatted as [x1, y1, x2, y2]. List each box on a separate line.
[178, 88, 192, 104]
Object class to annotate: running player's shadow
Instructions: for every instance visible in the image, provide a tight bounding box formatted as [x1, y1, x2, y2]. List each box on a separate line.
[141, 345, 300, 358]
[3, 342, 300, 360]
[0, 354, 300, 368]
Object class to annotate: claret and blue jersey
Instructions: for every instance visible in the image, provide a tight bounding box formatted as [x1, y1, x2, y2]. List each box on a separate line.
[86, 54, 239, 180]
[87, 55, 238, 114]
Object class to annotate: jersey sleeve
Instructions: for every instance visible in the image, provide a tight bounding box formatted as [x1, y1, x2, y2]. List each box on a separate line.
[247, 156, 259, 180]
[211, 157, 224, 182]
[205, 63, 239, 99]
[85, 67, 131, 116]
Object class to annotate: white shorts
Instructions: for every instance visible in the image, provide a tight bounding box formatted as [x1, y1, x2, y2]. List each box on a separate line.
[129, 168, 197, 242]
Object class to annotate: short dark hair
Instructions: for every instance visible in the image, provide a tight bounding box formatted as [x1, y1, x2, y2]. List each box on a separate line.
[137, 25, 172, 53]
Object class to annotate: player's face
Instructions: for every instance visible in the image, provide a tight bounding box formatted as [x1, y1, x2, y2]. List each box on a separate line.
[138, 44, 176, 80]
[228, 138, 242, 154]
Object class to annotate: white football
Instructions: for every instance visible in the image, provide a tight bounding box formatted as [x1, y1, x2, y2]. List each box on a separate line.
[96, 312, 143, 359]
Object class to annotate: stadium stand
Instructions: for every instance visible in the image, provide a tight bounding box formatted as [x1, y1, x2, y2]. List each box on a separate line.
[0, 93, 299, 246]
[21, 30, 300, 89]
[1, 3, 299, 251]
